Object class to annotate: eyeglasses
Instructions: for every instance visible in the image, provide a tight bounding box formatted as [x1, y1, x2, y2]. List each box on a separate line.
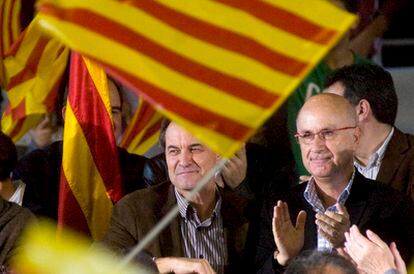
[294, 126, 356, 144]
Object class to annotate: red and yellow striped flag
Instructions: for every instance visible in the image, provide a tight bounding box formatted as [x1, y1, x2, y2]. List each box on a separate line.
[120, 97, 162, 155]
[1, 17, 68, 141]
[0, 0, 22, 87]
[36, 0, 356, 157]
[58, 52, 122, 240]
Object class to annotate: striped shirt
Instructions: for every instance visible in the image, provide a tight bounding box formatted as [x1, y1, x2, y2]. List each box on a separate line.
[304, 170, 355, 251]
[354, 127, 394, 180]
[175, 188, 227, 274]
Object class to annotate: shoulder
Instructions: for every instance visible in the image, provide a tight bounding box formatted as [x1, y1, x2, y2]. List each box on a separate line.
[115, 182, 172, 213]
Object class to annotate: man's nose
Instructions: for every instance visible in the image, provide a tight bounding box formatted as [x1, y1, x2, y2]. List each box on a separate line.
[179, 150, 193, 165]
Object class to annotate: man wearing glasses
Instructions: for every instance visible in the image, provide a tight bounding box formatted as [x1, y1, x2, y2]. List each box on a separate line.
[254, 93, 414, 273]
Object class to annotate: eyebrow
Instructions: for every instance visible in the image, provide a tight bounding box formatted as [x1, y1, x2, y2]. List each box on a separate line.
[111, 106, 122, 112]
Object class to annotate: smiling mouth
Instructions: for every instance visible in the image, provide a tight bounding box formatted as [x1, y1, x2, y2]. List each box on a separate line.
[176, 170, 199, 176]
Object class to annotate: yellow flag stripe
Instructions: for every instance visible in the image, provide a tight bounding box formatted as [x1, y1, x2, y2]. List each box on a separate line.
[263, 0, 356, 30]
[83, 56, 113, 120]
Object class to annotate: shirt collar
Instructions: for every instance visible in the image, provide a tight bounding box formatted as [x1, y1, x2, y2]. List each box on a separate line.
[356, 127, 394, 168]
[304, 169, 355, 212]
[174, 187, 222, 220]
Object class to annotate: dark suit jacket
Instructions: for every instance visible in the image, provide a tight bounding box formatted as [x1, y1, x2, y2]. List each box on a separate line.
[255, 171, 414, 274]
[377, 127, 414, 200]
[101, 182, 250, 274]
[0, 197, 35, 268]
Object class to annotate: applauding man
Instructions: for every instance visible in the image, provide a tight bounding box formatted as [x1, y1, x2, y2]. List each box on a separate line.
[255, 94, 414, 273]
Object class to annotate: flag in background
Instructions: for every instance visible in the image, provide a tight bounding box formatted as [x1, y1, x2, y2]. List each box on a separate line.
[58, 52, 122, 240]
[120, 96, 162, 156]
[0, 17, 68, 141]
[0, 0, 22, 87]
[35, 0, 356, 158]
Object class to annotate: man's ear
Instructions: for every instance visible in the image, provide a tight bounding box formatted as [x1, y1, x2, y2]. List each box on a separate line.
[61, 106, 66, 122]
[356, 99, 370, 122]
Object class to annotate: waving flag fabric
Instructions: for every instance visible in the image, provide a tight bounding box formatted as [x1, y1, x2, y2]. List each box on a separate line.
[58, 52, 122, 240]
[1, 17, 68, 141]
[0, 0, 22, 87]
[120, 97, 162, 155]
[36, 0, 356, 157]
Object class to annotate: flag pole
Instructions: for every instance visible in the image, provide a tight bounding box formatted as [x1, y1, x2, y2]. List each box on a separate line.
[115, 158, 228, 271]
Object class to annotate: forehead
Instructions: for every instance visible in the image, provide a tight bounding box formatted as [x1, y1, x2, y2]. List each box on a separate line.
[297, 105, 348, 132]
[165, 123, 202, 146]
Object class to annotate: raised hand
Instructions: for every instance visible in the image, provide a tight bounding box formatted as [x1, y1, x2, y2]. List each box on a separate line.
[315, 203, 350, 248]
[272, 200, 306, 266]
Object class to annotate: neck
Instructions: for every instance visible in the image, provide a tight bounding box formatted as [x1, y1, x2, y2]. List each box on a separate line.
[355, 123, 392, 165]
[314, 168, 353, 208]
[181, 182, 218, 221]
[0, 178, 16, 201]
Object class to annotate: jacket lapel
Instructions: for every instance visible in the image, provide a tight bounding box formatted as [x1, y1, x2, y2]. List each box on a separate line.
[377, 129, 408, 186]
[158, 184, 184, 257]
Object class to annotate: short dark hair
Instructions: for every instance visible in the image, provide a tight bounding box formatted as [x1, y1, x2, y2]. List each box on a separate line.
[285, 250, 358, 274]
[158, 118, 171, 151]
[325, 64, 398, 125]
[0, 131, 17, 181]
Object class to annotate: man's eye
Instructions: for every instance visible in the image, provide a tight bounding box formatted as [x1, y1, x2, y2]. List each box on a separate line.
[168, 149, 179, 155]
[302, 132, 313, 139]
[321, 130, 335, 138]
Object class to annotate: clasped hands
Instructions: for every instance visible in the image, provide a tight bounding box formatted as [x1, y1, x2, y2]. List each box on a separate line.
[272, 200, 350, 266]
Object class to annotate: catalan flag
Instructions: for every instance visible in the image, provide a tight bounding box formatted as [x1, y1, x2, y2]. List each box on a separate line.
[0, 0, 22, 87]
[36, 0, 356, 157]
[1, 17, 68, 141]
[120, 97, 162, 156]
[58, 52, 122, 240]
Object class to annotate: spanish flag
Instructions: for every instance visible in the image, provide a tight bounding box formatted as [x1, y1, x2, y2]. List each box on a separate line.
[58, 52, 122, 240]
[36, 0, 355, 158]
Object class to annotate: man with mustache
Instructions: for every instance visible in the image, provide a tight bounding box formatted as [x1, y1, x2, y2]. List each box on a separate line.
[102, 120, 249, 274]
[255, 94, 414, 273]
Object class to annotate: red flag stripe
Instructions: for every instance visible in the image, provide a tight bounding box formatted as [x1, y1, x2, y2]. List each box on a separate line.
[8, 116, 25, 139]
[122, 104, 157, 147]
[58, 170, 91, 237]
[7, 0, 17, 45]
[216, 0, 337, 45]
[130, 1, 307, 76]
[68, 54, 122, 202]
[136, 119, 162, 147]
[4, 27, 25, 57]
[40, 4, 284, 108]
[105, 63, 253, 141]
[7, 35, 49, 89]
[0, 0, 6, 56]
[10, 98, 25, 120]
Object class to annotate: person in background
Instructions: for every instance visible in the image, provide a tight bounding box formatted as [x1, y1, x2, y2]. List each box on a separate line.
[324, 63, 414, 200]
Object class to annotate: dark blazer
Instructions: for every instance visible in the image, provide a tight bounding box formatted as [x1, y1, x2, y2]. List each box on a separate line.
[101, 182, 250, 274]
[255, 171, 414, 274]
[377, 127, 414, 200]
